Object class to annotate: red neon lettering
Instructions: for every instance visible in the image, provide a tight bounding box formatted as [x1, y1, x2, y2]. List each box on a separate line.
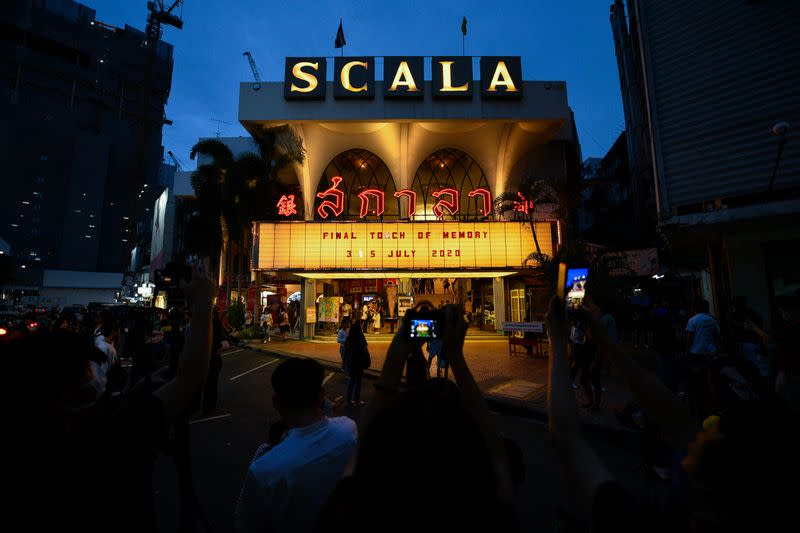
[513, 191, 535, 215]
[432, 188, 459, 218]
[357, 188, 385, 217]
[393, 189, 417, 217]
[276, 194, 297, 217]
[468, 188, 491, 216]
[316, 176, 345, 219]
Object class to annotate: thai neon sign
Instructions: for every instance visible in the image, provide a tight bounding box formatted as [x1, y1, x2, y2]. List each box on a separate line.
[305, 176, 495, 219]
[315, 176, 345, 219]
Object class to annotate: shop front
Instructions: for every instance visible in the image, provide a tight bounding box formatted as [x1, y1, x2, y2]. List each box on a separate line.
[252, 220, 555, 337]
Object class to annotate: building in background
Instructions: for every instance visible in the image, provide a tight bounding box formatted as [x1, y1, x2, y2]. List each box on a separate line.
[240, 56, 580, 338]
[611, 0, 800, 329]
[38, 269, 121, 307]
[0, 0, 174, 303]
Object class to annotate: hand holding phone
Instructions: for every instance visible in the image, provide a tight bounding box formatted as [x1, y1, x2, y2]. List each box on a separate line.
[558, 263, 590, 321]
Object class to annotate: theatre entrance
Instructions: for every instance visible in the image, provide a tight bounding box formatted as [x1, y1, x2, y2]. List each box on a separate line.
[296, 272, 511, 338]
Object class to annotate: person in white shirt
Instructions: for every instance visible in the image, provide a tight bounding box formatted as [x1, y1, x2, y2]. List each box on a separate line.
[94, 325, 118, 368]
[235, 358, 357, 533]
[685, 299, 720, 422]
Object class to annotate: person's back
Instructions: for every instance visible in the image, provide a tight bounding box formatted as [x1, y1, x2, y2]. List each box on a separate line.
[242, 417, 356, 532]
[687, 308, 719, 356]
[235, 358, 357, 533]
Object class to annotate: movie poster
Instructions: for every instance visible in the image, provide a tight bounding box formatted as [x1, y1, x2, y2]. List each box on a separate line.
[318, 296, 341, 323]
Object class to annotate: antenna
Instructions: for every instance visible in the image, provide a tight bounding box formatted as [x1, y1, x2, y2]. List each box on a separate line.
[243, 51, 262, 90]
[210, 117, 231, 138]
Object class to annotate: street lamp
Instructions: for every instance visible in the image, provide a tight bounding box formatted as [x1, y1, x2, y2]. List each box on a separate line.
[768, 121, 790, 193]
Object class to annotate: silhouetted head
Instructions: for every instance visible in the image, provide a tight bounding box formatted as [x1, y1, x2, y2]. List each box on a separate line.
[271, 358, 324, 423]
[683, 399, 799, 532]
[693, 300, 710, 314]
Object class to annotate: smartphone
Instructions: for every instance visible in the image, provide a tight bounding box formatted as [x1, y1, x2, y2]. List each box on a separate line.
[564, 266, 589, 313]
[405, 310, 443, 340]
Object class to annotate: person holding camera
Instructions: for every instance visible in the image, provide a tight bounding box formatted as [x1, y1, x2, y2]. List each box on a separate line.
[316, 304, 516, 532]
[7, 267, 216, 532]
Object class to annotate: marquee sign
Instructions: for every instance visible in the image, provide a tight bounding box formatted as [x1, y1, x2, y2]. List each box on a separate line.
[305, 178, 500, 220]
[284, 56, 522, 101]
[253, 221, 553, 272]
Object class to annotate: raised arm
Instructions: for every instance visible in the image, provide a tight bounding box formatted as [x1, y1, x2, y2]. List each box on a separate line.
[440, 305, 513, 500]
[154, 268, 215, 424]
[546, 297, 614, 514]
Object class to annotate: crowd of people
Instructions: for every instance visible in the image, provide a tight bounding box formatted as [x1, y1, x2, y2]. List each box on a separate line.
[6, 264, 799, 532]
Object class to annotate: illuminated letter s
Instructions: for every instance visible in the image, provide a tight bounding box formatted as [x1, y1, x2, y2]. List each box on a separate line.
[290, 62, 319, 93]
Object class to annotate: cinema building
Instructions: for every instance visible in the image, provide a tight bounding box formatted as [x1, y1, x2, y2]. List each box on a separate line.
[239, 56, 581, 337]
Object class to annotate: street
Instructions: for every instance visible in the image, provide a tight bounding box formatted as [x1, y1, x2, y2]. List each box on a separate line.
[153, 347, 657, 532]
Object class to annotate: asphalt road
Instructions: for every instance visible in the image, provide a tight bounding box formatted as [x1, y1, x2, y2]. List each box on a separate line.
[153, 348, 657, 532]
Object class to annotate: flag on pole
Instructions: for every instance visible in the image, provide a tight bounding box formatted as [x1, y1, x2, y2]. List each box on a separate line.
[335, 19, 346, 48]
[461, 16, 467, 36]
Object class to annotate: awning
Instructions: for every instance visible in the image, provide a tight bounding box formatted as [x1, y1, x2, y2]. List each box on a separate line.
[292, 271, 517, 280]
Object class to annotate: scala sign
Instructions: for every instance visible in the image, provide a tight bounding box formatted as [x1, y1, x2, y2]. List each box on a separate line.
[284, 56, 522, 100]
[253, 221, 553, 272]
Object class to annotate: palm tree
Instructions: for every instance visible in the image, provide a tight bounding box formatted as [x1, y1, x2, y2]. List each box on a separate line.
[494, 168, 586, 269]
[187, 126, 305, 307]
[188, 139, 235, 302]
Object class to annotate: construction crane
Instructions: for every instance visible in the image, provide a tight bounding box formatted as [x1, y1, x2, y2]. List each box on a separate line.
[243, 51, 262, 90]
[166, 150, 183, 171]
[125, 0, 185, 265]
[146, 1, 184, 43]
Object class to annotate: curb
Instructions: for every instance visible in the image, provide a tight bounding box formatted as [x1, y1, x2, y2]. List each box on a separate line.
[236, 341, 635, 435]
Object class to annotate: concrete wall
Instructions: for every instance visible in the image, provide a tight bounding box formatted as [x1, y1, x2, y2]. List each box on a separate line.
[38, 287, 118, 306]
[240, 81, 571, 123]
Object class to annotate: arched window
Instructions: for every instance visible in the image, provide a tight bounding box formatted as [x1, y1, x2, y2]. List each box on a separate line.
[411, 148, 490, 220]
[315, 149, 398, 220]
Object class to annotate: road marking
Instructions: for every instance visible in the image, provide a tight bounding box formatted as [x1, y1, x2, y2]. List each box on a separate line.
[190, 413, 231, 425]
[323, 372, 335, 385]
[221, 349, 244, 357]
[229, 359, 278, 381]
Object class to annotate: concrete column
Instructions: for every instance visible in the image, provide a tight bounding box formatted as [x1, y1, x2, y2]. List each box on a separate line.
[300, 278, 317, 340]
[492, 277, 506, 333]
[494, 123, 513, 197]
[399, 123, 410, 189]
[293, 124, 315, 220]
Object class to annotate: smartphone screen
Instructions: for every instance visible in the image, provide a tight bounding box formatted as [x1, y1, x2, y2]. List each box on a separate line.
[565, 267, 589, 311]
[409, 319, 439, 339]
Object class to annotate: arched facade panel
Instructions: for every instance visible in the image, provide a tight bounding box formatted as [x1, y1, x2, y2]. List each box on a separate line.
[314, 149, 398, 220]
[410, 148, 491, 220]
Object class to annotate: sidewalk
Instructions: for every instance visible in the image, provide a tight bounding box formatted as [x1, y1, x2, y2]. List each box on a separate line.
[241, 335, 648, 432]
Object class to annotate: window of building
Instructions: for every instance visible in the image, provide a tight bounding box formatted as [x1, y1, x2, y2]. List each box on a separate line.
[314, 149, 397, 220]
[411, 148, 491, 220]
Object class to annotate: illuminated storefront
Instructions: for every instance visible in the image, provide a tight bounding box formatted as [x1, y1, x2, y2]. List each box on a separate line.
[240, 55, 579, 336]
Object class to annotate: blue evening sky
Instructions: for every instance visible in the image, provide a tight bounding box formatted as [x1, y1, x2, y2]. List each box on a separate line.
[88, 0, 624, 169]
